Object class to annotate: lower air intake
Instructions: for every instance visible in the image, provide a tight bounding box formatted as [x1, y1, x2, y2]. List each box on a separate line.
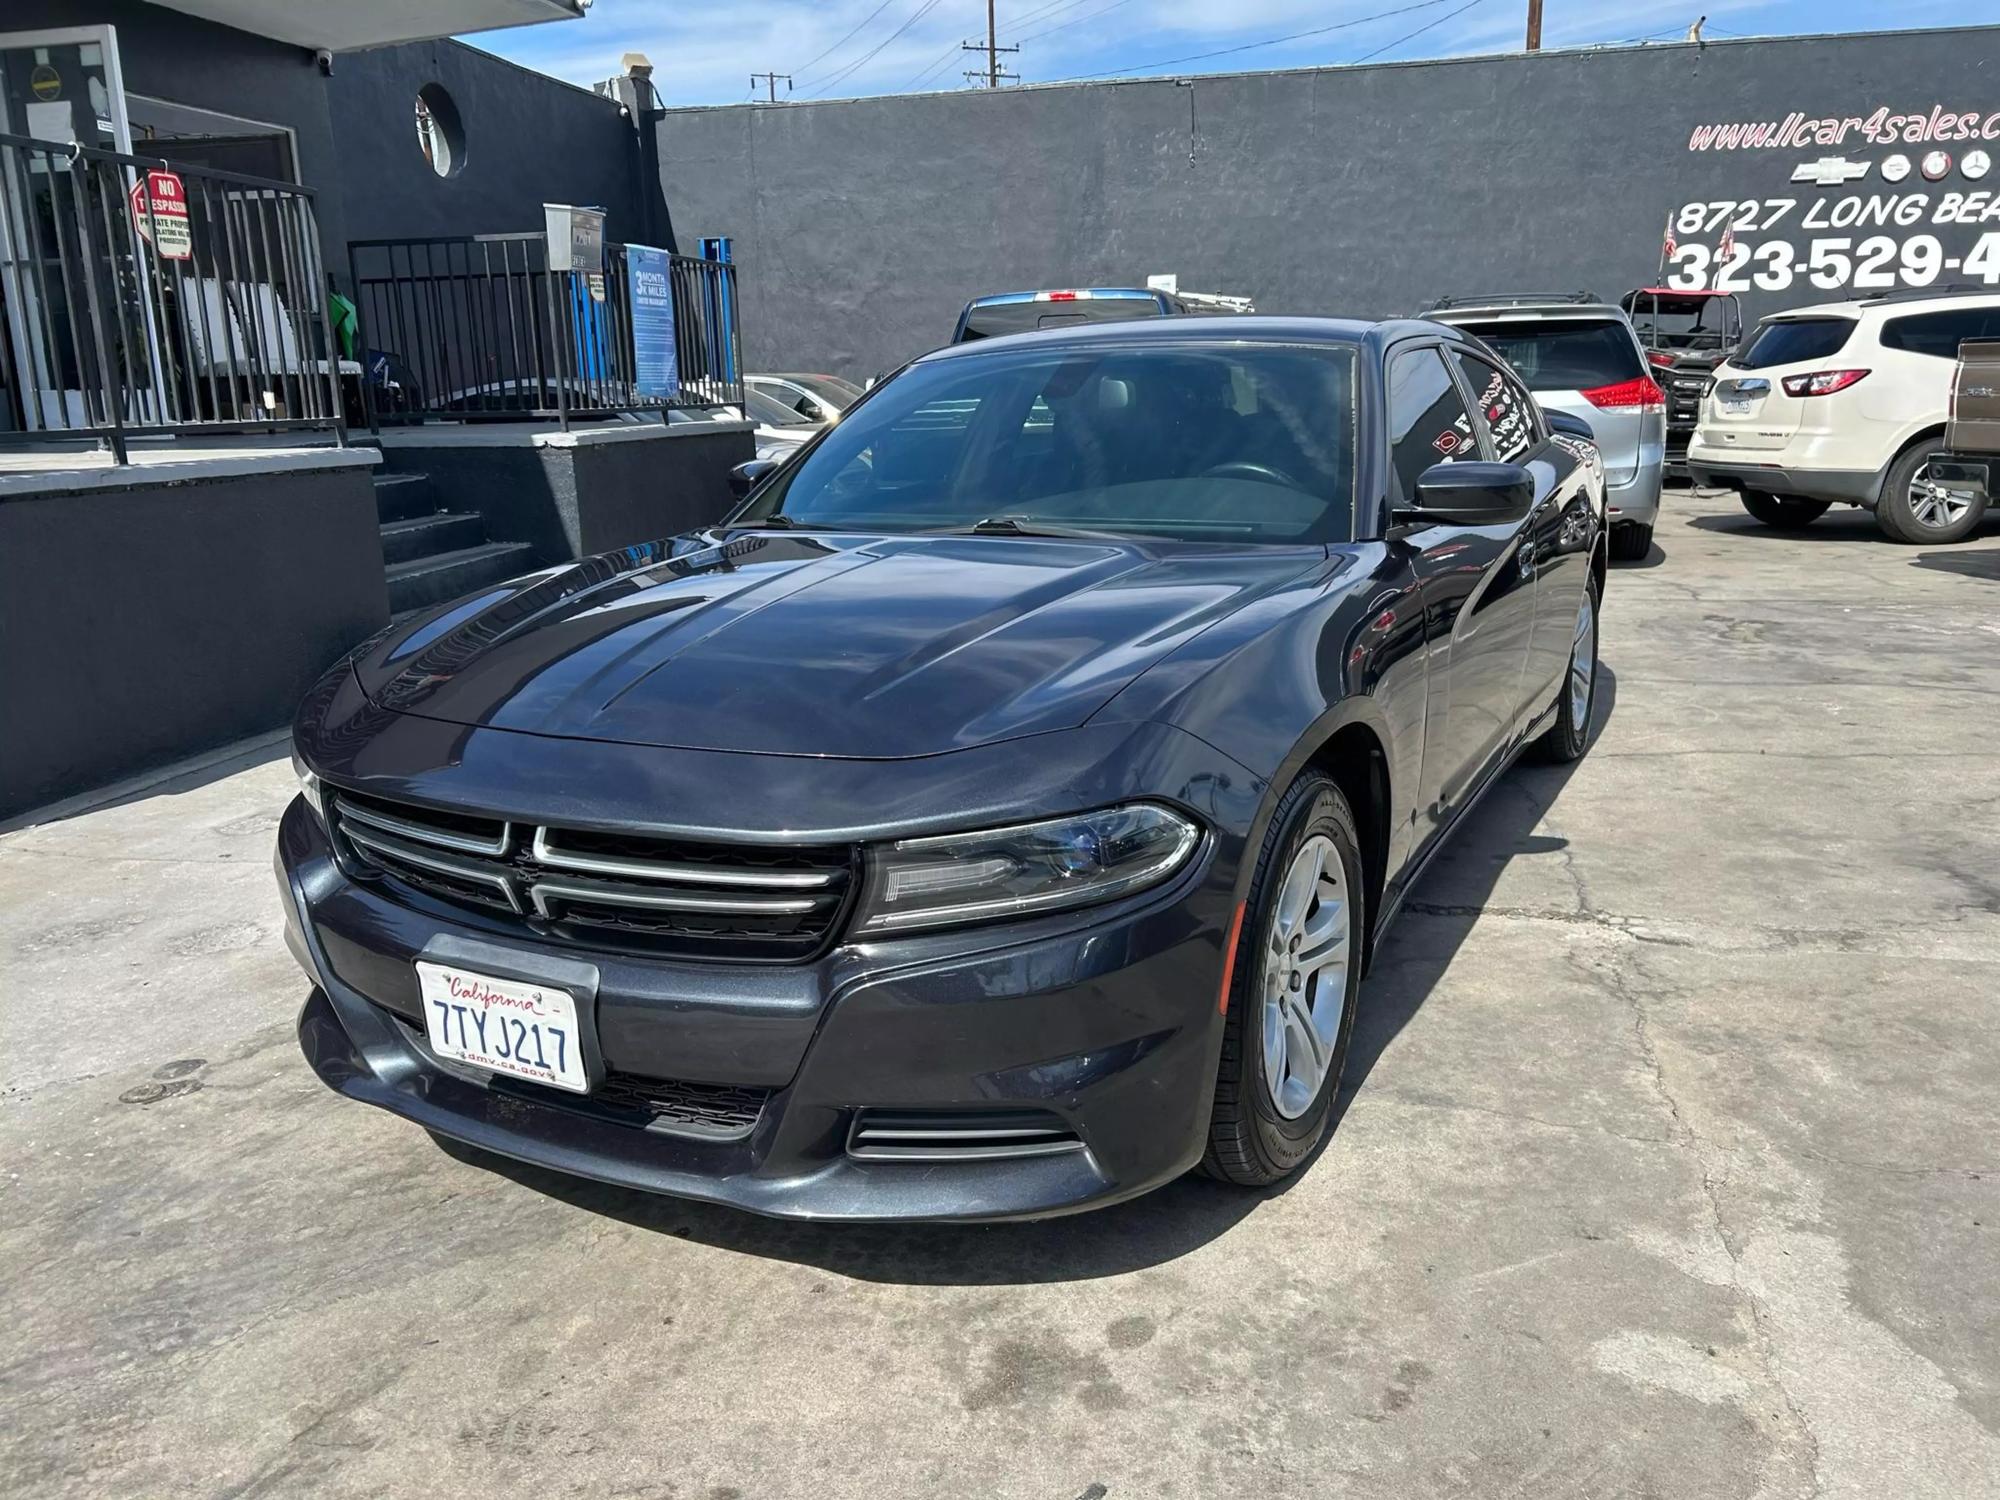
[846, 1109, 1083, 1162]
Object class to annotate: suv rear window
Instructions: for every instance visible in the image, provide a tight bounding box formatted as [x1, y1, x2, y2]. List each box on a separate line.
[959, 296, 1166, 341]
[1735, 317, 1855, 369]
[1450, 318, 1643, 391]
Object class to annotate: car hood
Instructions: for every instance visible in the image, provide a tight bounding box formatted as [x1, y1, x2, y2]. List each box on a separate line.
[351, 530, 1324, 758]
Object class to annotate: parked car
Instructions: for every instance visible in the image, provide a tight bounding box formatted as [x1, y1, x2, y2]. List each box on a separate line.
[1916, 338, 2000, 537]
[1689, 287, 2000, 543]
[951, 276, 1254, 343]
[282, 314, 1605, 1222]
[746, 372, 863, 425]
[1622, 288, 1743, 478]
[742, 386, 820, 460]
[1424, 293, 1664, 561]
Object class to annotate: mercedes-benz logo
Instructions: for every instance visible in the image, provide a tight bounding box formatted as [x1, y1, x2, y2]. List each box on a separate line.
[1964, 149, 1993, 182]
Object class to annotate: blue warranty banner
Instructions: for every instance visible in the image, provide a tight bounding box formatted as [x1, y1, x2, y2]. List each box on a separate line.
[625, 244, 678, 399]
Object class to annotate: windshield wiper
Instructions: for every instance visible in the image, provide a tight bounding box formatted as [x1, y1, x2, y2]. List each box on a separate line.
[952, 515, 1136, 541]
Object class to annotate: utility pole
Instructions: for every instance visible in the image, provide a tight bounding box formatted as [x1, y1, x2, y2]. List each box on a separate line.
[1525, 0, 1542, 50]
[962, 0, 1020, 86]
[750, 71, 791, 102]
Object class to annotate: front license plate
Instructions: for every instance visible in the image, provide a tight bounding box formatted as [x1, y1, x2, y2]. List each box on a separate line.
[416, 961, 589, 1093]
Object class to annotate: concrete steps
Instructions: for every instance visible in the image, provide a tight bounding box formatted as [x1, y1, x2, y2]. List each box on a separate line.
[378, 511, 487, 565]
[385, 540, 539, 615]
[370, 469, 535, 615]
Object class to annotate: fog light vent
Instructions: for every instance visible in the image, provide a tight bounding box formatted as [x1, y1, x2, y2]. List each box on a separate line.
[846, 1109, 1083, 1162]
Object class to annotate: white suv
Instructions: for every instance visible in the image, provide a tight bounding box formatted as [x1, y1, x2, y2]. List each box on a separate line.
[1687, 289, 2000, 544]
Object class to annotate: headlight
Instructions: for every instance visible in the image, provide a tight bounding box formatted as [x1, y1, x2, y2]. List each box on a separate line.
[855, 804, 1200, 935]
[290, 749, 325, 824]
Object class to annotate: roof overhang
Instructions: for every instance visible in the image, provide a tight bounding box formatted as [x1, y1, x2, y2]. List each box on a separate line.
[142, 0, 586, 52]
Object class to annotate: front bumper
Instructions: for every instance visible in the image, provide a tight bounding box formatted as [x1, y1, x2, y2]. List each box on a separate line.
[277, 797, 1232, 1222]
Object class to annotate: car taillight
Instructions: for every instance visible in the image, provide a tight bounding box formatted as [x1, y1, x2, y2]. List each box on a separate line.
[1046, 289, 1078, 301]
[1582, 377, 1667, 412]
[1780, 368, 1870, 397]
[1646, 350, 1676, 369]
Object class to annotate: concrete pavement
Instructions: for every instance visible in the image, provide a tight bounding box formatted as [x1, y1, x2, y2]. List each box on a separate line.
[3, 490, 1997, 1498]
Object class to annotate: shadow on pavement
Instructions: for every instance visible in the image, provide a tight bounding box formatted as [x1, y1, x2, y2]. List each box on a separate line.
[441, 670, 1616, 1284]
[1911, 547, 2000, 581]
[1685, 509, 1888, 541]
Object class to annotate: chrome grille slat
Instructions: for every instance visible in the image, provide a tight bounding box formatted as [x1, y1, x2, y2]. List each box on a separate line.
[330, 790, 854, 959]
[341, 823, 523, 910]
[527, 876, 822, 919]
[529, 828, 837, 889]
[336, 797, 512, 857]
[846, 1110, 1086, 1162]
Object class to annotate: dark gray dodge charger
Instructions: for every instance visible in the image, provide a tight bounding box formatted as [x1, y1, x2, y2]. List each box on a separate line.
[280, 316, 1606, 1221]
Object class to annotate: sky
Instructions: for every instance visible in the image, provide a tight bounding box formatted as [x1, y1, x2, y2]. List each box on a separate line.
[465, 0, 1995, 105]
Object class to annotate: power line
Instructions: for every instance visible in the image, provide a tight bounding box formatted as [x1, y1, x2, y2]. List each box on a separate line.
[1008, 0, 1091, 28]
[1354, 0, 1494, 63]
[1050, 0, 1459, 81]
[791, 0, 897, 86]
[900, 39, 966, 89]
[808, 0, 947, 96]
[1014, 0, 1135, 46]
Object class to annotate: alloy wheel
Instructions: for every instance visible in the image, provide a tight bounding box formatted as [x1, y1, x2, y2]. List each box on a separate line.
[1909, 466, 1978, 531]
[1569, 590, 1596, 730]
[1260, 834, 1353, 1119]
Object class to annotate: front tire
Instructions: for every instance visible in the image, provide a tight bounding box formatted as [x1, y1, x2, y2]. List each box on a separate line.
[1533, 573, 1599, 764]
[1609, 522, 1653, 561]
[1741, 491, 1830, 530]
[1203, 773, 1363, 1188]
[1874, 438, 1989, 544]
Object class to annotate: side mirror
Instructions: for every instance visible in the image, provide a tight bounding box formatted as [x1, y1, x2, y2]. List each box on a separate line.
[728, 458, 779, 500]
[1398, 461, 1535, 527]
[1543, 408, 1595, 442]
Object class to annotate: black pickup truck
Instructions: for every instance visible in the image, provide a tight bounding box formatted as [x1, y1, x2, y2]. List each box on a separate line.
[1923, 338, 2000, 538]
[1622, 288, 1743, 478]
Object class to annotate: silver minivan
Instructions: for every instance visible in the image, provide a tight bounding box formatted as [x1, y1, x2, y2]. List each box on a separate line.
[1425, 293, 1666, 560]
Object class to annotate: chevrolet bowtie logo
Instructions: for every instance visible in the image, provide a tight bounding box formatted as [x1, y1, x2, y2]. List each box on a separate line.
[1790, 156, 1870, 186]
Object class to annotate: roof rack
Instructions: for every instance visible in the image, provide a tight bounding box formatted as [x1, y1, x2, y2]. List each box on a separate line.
[1856, 283, 2000, 306]
[1425, 290, 1603, 311]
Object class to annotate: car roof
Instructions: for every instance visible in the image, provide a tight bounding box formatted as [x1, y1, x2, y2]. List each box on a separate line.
[1765, 286, 2000, 322]
[964, 287, 1165, 307]
[1428, 301, 1626, 321]
[917, 314, 1467, 363]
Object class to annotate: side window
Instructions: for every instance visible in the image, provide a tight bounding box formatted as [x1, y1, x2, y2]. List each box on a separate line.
[1387, 348, 1477, 508]
[1449, 351, 1538, 464]
[1881, 309, 1998, 360]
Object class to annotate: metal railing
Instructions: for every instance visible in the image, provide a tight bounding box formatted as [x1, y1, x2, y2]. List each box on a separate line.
[0, 132, 345, 460]
[347, 234, 744, 429]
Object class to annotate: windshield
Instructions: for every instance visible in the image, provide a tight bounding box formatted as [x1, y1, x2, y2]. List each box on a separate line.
[783, 373, 863, 407]
[735, 341, 1359, 543]
[1451, 318, 1643, 390]
[958, 295, 1168, 342]
[1734, 317, 1856, 370]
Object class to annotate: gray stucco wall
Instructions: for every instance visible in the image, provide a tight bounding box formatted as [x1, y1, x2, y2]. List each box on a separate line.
[656, 26, 2000, 381]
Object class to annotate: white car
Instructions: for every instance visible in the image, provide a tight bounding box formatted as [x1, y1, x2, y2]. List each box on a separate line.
[1688, 288, 2000, 544]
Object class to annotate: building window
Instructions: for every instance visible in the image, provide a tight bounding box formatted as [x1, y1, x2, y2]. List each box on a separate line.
[414, 85, 464, 178]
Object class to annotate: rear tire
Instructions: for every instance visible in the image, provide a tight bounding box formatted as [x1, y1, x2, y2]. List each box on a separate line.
[1741, 491, 1830, 530]
[1873, 438, 1989, 545]
[1533, 573, 1599, 764]
[1609, 522, 1653, 561]
[1203, 772, 1364, 1188]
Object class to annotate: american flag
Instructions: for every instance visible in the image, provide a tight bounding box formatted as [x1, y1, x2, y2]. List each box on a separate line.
[1662, 212, 1677, 262]
[1718, 224, 1737, 261]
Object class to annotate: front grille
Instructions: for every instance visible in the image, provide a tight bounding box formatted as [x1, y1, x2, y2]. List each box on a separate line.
[501, 1070, 770, 1138]
[331, 789, 855, 960]
[387, 1008, 770, 1138]
[846, 1109, 1084, 1162]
